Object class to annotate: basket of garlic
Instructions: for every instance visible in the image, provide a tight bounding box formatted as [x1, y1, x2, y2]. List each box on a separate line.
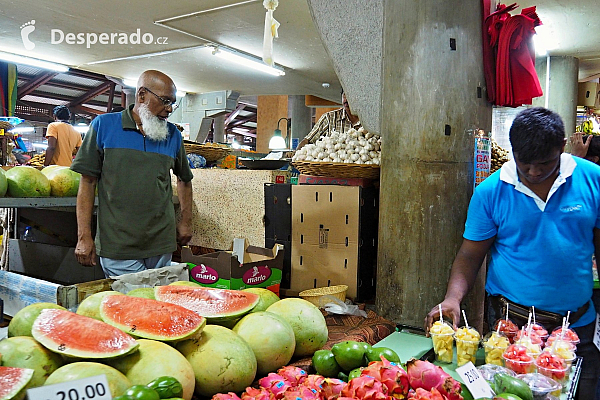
[292, 127, 381, 179]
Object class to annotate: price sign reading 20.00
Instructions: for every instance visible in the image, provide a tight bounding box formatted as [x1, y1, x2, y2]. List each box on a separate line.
[26, 375, 111, 400]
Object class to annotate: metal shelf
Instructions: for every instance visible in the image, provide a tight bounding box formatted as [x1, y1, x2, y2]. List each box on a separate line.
[0, 197, 97, 209]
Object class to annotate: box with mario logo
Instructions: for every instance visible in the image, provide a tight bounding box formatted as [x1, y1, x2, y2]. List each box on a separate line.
[182, 238, 284, 295]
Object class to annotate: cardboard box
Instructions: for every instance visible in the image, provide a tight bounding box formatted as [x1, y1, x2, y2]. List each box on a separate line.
[578, 82, 598, 107]
[183, 239, 284, 295]
[265, 183, 292, 242]
[298, 174, 373, 187]
[266, 238, 291, 289]
[291, 185, 378, 301]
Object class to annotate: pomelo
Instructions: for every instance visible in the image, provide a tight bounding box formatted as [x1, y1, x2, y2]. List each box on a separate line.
[5, 166, 51, 197]
[0, 336, 64, 387]
[45, 362, 131, 397]
[8, 302, 66, 337]
[176, 325, 257, 397]
[107, 339, 195, 400]
[168, 281, 201, 287]
[232, 311, 295, 376]
[76, 291, 121, 321]
[127, 287, 156, 299]
[266, 298, 328, 357]
[242, 288, 280, 312]
[0, 168, 7, 197]
[41, 166, 80, 197]
[0, 366, 34, 400]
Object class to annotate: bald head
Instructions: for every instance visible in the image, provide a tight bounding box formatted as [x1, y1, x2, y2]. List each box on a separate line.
[136, 70, 176, 95]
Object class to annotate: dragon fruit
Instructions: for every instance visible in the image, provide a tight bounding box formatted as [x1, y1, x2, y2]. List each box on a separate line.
[321, 378, 348, 400]
[212, 393, 242, 400]
[341, 375, 388, 400]
[406, 359, 462, 400]
[277, 366, 308, 386]
[302, 374, 325, 393]
[242, 387, 275, 400]
[361, 356, 410, 399]
[283, 386, 322, 400]
[407, 388, 446, 400]
[259, 373, 292, 399]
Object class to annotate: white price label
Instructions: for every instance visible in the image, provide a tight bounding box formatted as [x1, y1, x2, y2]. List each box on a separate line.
[26, 375, 111, 400]
[456, 362, 495, 399]
[593, 312, 600, 352]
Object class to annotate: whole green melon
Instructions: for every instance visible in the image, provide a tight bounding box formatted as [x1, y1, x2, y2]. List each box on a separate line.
[0, 168, 7, 197]
[0, 336, 64, 387]
[45, 362, 131, 398]
[76, 291, 121, 320]
[242, 288, 280, 313]
[168, 281, 201, 287]
[5, 166, 51, 197]
[266, 298, 328, 357]
[8, 303, 66, 337]
[107, 339, 195, 400]
[127, 287, 156, 299]
[176, 325, 257, 397]
[41, 166, 80, 197]
[233, 311, 295, 376]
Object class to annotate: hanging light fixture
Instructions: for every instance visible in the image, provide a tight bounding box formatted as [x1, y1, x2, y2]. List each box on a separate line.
[269, 117, 290, 150]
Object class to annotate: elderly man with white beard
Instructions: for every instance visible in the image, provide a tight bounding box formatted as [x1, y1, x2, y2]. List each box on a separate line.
[71, 70, 193, 277]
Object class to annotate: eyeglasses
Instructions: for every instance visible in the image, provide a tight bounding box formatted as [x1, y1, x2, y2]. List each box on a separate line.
[141, 86, 179, 111]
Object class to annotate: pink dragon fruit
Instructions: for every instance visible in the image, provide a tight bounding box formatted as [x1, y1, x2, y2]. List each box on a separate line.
[406, 359, 462, 400]
[212, 393, 242, 400]
[341, 375, 389, 400]
[407, 388, 446, 400]
[277, 366, 308, 386]
[361, 356, 410, 399]
[283, 386, 322, 400]
[302, 374, 326, 393]
[259, 373, 292, 399]
[320, 378, 348, 400]
[241, 387, 274, 400]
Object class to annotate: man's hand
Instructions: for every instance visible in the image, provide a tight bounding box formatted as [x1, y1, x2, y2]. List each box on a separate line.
[424, 298, 461, 334]
[75, 235, 97, 266]
[176, 220, 193, 246]
[570, 132, 591, 158]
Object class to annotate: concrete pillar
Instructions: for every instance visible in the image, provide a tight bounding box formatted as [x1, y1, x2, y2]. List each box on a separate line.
[213, 115, 225, 143]
[533, 56, 578, 134]
[256, 95, 288, 153]
[288, 95, 311, 149]
[122, 88, 135, 108]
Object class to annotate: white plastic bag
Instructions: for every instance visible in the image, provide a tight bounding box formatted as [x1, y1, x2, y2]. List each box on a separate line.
[321, 295, 367, 317]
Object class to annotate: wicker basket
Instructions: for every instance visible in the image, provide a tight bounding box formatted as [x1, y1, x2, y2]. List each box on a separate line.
[292, 160, 380, 179]
[299, 285, 348, 308]
[184, 143, 231, 162]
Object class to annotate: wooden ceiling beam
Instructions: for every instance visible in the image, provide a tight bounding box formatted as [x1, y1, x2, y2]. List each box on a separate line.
[73, 105, 106, 116]
[106, 83, 116, 112]
[18, 72, 60, 99]
[19, 74, 122, 94]
[229, 115, 256, 127]
[69, 82, 112, 107]
[224, 104, 246, 126]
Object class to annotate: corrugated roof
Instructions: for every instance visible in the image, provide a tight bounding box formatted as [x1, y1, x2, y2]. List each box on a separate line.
[21, 95, 68, 105]
[16, 65, 43, 75]
[53, 73, 104, 87]
[37, 85, 86, 97]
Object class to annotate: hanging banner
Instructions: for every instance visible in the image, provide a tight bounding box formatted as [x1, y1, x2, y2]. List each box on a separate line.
[474, 130, 491, 188]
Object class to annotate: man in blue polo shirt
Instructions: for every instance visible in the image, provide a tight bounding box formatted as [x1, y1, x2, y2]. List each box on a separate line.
[425, 107, 600, 399]
[71, 70, 193, 277]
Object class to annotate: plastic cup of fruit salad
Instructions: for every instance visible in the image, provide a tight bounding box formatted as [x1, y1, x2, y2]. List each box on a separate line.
[429, 321, 455, 364]
[524, 323, 549, 342]
[455, 326, 480, 366]
[535, 351, 568, 385]
[515, 335, 543, 358]
[517, 373, 562, 399]
[483, 332, 510, 366]
[549, 327, 580, 346]
[494, 318, 519, 344]
[502, 344, 536, 374]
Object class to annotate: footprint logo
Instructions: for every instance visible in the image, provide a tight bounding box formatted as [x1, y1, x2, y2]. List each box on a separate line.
[20, 20, 36, 50]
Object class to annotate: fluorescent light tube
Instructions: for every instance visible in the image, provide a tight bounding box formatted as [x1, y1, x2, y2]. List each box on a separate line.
[0, 51, 69, 72]
[9, 127, 35, 133]
[207, 46, 285, 76]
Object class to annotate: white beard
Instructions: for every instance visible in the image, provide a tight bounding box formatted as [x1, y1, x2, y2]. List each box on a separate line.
[138, 103, 169, 141]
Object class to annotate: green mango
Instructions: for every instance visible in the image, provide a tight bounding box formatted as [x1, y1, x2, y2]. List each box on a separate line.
[460, 383, 474, 400]
[494, 393, 523, 400]
[365, 346, 401, 364]
[337, 371, 349, 382]
[312, 350, 341, 378]
[331, 341, 368, 371]
[494, 373, 533, 400]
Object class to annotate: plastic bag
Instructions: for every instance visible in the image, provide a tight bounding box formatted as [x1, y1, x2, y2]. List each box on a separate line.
[321, 295, 367, 317]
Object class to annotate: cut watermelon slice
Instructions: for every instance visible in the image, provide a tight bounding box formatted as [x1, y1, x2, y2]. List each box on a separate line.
[31, 309, 139, 359]
[0, 366, 34, 400]
[100, 294, 206, 341]
[154, 285, 259, 323]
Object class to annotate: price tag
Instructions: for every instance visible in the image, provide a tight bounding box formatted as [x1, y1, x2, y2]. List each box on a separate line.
[456, 362, 495, 399]
[27, 374, 111, 400]
[593, 312, 600, 352]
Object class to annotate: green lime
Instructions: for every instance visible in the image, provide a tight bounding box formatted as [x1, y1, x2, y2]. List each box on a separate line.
[331, 341, 368, 371]
[312, 349, 341, 377]
[348, 367, 363, 381]
[125, 385, 161, 400]
[365, 346, 401, 364]
[146, 376, 184, 399]
[112, 396, 135, 400]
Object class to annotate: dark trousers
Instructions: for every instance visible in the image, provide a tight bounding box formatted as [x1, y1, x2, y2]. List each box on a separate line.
[486, 295, 600, 400]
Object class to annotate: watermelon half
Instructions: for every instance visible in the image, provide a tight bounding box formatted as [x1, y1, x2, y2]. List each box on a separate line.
[154, 286, 260, 323]
[100, 294, 206, 341]
[31, 309, 139, 359]
[0, 366, 34, 400]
